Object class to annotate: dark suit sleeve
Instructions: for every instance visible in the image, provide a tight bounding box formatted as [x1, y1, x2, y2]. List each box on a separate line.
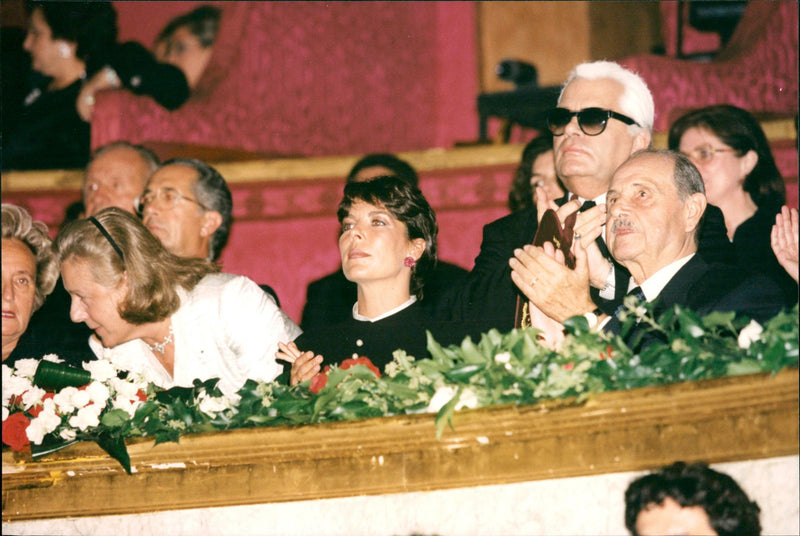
[108, 42, 191, 110]
[432, 210, 537, 332]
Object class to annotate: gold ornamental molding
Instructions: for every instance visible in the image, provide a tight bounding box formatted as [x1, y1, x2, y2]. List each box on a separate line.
[2, 115, 794, 193]
[3, 369, 798, 522]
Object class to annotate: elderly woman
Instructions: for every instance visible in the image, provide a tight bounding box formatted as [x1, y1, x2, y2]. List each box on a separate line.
[2, 204, 59, 365]
[669, 104, 797, 305]
[280, 176, 478, 385]
[55, 208, 301, 397]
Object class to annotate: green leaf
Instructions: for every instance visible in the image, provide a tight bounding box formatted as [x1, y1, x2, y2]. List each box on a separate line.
[100, 409, 132, 429]
[95, 431, 131, 474]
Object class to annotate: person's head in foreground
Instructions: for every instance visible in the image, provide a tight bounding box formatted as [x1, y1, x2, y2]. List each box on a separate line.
[337, 175, 437, 302]
[55, 207, 217, 349]
[625, 461, 761, 536]
[2, 204, 59, 361]
[606, 149, 707, 284]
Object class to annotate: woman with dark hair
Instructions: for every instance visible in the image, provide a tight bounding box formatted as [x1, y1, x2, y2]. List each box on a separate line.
[508, 132, 564, 213]
[669, 104, 797, 305]
[2, 1, 189, 170]
[280, 176, 476, 384]
[55, 208, 301, 397]
[153, 5, 221, 91]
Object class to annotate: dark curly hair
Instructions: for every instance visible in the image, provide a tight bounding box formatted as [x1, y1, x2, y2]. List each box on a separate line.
[337, 175, 437, 299]
[346, 153, 419, 186]
[668, 104, 785, 209]
[625, 461, 761, 536]
[27, 1, 118, 76]
[508, 132, 559, 212]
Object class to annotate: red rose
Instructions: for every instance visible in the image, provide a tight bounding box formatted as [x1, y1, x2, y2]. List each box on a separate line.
[135, 389, 148, 402]
[562, 362, 574, 371]
[339, 356, 381, 378]
[2, 412, 31, 451]
[309, 373, 328, 394]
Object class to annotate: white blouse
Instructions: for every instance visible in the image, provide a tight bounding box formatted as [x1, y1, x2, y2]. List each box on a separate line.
[89, 273, 301, 397]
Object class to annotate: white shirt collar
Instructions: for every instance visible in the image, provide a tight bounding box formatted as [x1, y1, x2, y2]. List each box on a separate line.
[569, 192, 607, 206]
[352, 296, 417, 322]
[635, 253, 695, 301]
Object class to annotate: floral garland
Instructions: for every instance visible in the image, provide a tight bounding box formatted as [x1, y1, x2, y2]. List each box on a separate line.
[3, 301, 798, 474]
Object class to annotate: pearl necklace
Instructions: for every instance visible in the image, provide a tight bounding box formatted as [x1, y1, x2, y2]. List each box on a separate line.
[146, 324, 174, 355]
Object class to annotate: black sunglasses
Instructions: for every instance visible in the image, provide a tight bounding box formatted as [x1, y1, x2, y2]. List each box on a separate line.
[546, 107, 639, 136]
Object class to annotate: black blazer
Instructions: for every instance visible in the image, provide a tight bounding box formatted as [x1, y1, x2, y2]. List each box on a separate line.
[607, 255, 786, 348]
[432, 200, 734, 334]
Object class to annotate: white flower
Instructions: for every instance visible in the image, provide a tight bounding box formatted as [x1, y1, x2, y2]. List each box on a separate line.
[21, 386, 47, 410]
[83, 359, 118, 382]
[52, 386, 80, 414]
[112, 395, 143, 418]
[494, 352, 511, 364]
[72, 389, 92, 410]
[427, 386, 457, 413]
[41, 354, 64, 364]
[198, 393, 234, 415]
[738, 320, 764, 349]
[13, 358, 40, 378]
[2, 406, 8, 421]
[59, 428, 77, 441]
[2, 374, 33, 406]
[26, 400, 62, 445]
[85, 381, 110, 408]
[68, 405, 101, 431]
[456, 388, 479, 410]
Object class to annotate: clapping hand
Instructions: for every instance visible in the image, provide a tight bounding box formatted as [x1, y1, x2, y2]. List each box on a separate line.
[771, 206, 799, 283]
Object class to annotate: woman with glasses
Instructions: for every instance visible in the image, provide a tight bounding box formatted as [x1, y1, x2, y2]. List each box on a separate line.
[55, 208, 301, 397]
[669, 104, 796, 305]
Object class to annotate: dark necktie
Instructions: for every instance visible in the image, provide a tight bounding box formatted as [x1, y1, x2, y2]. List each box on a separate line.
[568, 193, 596, 213]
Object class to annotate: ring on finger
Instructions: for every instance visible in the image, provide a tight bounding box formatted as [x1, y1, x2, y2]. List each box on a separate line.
[574, 233, 582, 240]
[530, 276, 538, 287]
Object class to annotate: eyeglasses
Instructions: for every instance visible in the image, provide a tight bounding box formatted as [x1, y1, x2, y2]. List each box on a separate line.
[546, 107, 639, 136]
[135, 187, 207, 216]
[682, 145, 736, 164]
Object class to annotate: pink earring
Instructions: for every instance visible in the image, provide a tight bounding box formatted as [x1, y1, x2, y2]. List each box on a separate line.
[404, 256, 416, 268]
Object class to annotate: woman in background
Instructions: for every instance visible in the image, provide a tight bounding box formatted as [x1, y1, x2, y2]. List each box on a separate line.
[154, 5, 221, 91]
[55, 208, 301, 397]
[280, 176, 478, 385]
[3, 2, 190, 170]
[670, 104, 797, 305]
[508, 132, 564, 213]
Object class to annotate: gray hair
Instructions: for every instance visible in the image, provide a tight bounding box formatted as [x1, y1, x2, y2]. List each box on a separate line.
[87, 141, 160, 177]
[561, 60, 655, 134]
[1, 204, 58, 311]
[161, 158, 232, 261]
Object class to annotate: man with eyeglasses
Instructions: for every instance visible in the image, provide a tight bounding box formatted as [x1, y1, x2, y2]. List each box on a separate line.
[433, 60, 732, 334]
[138, 158, 231, 262]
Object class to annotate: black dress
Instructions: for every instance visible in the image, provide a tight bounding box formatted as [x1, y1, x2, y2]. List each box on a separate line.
[281, 301, 484, 382]
[732, 204, 798, 307]
[2, 42, 189, 171]
[300, 261, 468, 330]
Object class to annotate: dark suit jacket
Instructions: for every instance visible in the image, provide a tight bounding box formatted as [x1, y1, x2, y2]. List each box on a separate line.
[301, 261, 468, 330]
[607, 255, 786, 348]
[432, 201, 734, 334]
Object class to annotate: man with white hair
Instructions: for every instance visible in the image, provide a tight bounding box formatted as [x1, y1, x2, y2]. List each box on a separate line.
[434, 61, 731, 332]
